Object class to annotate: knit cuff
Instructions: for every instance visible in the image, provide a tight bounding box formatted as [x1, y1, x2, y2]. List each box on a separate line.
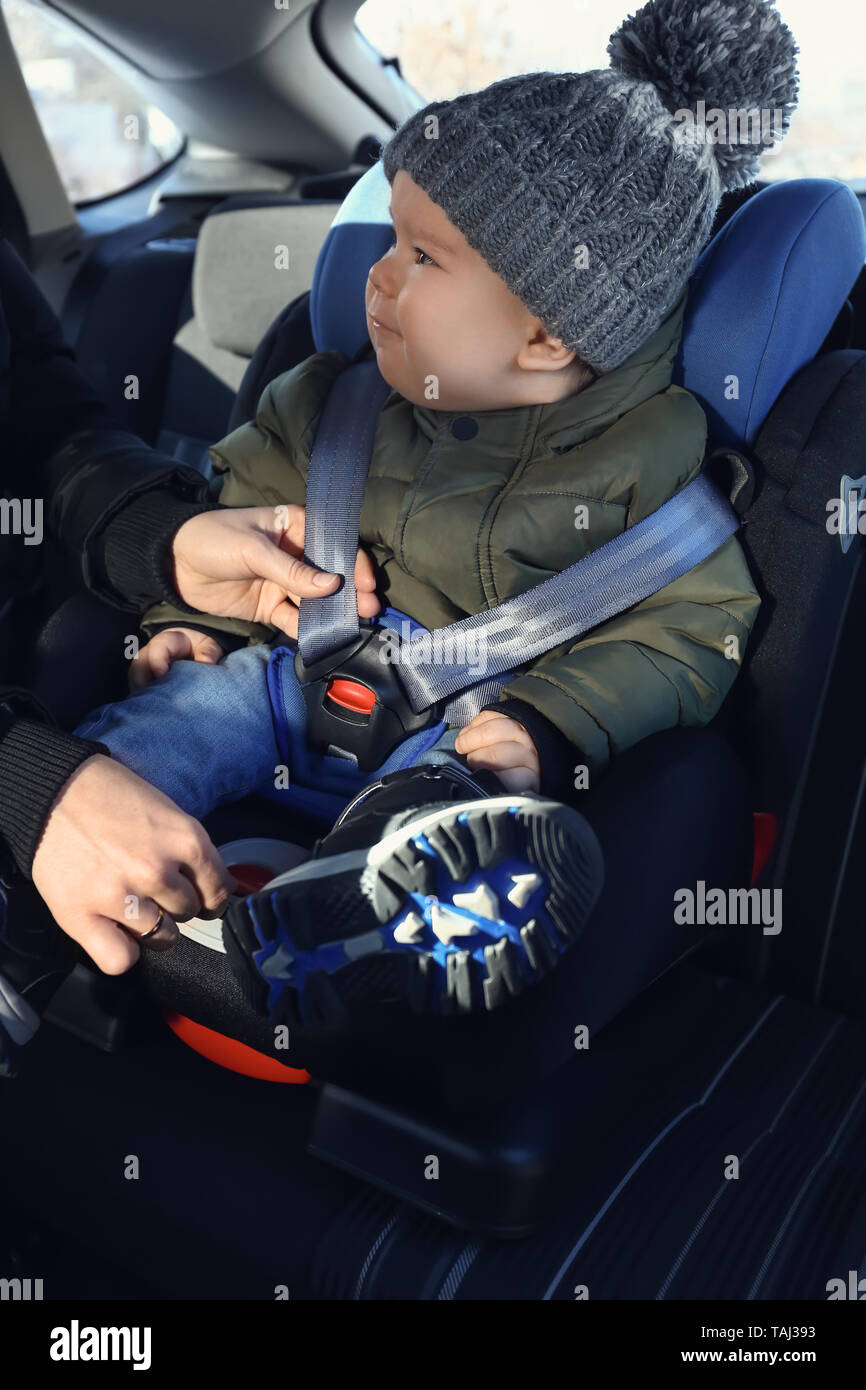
[101, 490, 221, 612]
[480, 697, 580, 803]
[0, 719, 109, 881]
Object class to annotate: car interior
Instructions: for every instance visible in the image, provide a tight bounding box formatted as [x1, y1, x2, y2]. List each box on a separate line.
[2, 0, 866, 1302]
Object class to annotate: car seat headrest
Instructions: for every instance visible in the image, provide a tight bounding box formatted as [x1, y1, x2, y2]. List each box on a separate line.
[310, 161, 394, 360]
[676, 178, 866, 450]
[194, 201, 337, 358]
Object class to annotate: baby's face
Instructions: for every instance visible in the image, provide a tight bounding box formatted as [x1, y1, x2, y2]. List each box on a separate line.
[365, 171, 585, 411]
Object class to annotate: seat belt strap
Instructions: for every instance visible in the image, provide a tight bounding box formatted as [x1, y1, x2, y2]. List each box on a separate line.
[298, 359, 391, 664]
[297, 360, 740, 712]
[402, 470, 739, 713]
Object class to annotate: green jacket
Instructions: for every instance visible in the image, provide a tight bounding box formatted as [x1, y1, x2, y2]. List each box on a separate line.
[144, 285, 760, 779]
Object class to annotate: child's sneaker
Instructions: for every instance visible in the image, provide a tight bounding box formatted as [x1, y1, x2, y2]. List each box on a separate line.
[223, 762, 604, 1026]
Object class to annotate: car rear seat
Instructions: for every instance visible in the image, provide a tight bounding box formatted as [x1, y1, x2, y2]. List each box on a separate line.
[63, 193, 344, 478]
[156, 195, 338, 474]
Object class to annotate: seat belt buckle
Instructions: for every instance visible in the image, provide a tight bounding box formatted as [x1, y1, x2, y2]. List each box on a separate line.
[293, 622, 438, 772]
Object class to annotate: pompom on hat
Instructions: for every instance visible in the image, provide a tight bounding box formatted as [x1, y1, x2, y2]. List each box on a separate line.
[381, 0, 800, 374]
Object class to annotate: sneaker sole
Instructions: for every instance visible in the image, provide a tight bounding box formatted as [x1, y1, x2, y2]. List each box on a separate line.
[224, 795, 604, 1024]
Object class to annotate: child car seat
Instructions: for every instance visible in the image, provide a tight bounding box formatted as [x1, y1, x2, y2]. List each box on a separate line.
[16, 170, 866, 1263]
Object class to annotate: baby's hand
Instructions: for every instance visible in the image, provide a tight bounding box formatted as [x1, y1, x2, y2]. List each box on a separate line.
[129, 627, 226, 691]
[454, 710, 540, 793]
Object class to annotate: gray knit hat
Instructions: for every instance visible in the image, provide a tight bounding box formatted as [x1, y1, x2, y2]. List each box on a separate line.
[381, 0, 800, 375]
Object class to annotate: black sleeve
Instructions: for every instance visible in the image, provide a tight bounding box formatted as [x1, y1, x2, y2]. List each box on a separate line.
[0, 692, 108, 883]
[98, 488, 220, 612]
[2, 237, 117, 470]
[479, 697, 581, 803]
[42, 431, 216, 612]
[1, 238, 214, 611]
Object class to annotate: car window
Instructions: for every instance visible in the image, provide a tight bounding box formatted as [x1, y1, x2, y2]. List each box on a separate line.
[2, 0, 184, 205]
[356, 0, 866, 187]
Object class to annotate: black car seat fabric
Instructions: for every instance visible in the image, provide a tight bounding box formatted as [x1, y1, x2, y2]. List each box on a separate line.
[0, 1003, 359, 1299]
[718, 351, 866, 813]
[310, 959, 866, 1299]
[708, 350, 866, 1015]
[227, 286, 316, 434]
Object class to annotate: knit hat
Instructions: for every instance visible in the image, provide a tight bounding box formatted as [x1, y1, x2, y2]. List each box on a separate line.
[380, 0, 800, 375]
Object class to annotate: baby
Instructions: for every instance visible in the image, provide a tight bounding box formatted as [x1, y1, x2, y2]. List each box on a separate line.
[75, 0, 797, 1028]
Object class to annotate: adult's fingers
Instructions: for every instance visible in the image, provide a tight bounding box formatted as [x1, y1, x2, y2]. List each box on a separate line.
[179, 833, 236, 915]
[267, 598, 300, 640]
[270, 584, 379, 640]
[250, 532, 339, 599]
[144, 870, 200, 923]
[283, 581, 381, 618]
[58, 910, 143, 975]
[120, 900, 180, 953]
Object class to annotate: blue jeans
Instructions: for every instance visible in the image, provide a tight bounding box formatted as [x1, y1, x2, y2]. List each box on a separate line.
[74, 641, 467, 825]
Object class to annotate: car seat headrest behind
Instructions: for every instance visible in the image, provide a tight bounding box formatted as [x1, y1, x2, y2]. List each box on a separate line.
[676, 178, 866, 451]
[193, 200, 337, 358]
[310, 160, 394, 360]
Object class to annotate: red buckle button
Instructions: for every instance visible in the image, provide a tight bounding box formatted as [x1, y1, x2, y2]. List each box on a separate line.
[326, 678, 376, 715]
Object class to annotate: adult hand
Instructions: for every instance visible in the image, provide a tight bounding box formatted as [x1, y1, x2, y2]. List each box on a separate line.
[31, 755, 236, 975]
[171, 505, 381, 638]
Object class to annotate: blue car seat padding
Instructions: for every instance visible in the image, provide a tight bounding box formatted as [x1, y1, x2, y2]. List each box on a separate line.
[674, 177, 866, 448]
